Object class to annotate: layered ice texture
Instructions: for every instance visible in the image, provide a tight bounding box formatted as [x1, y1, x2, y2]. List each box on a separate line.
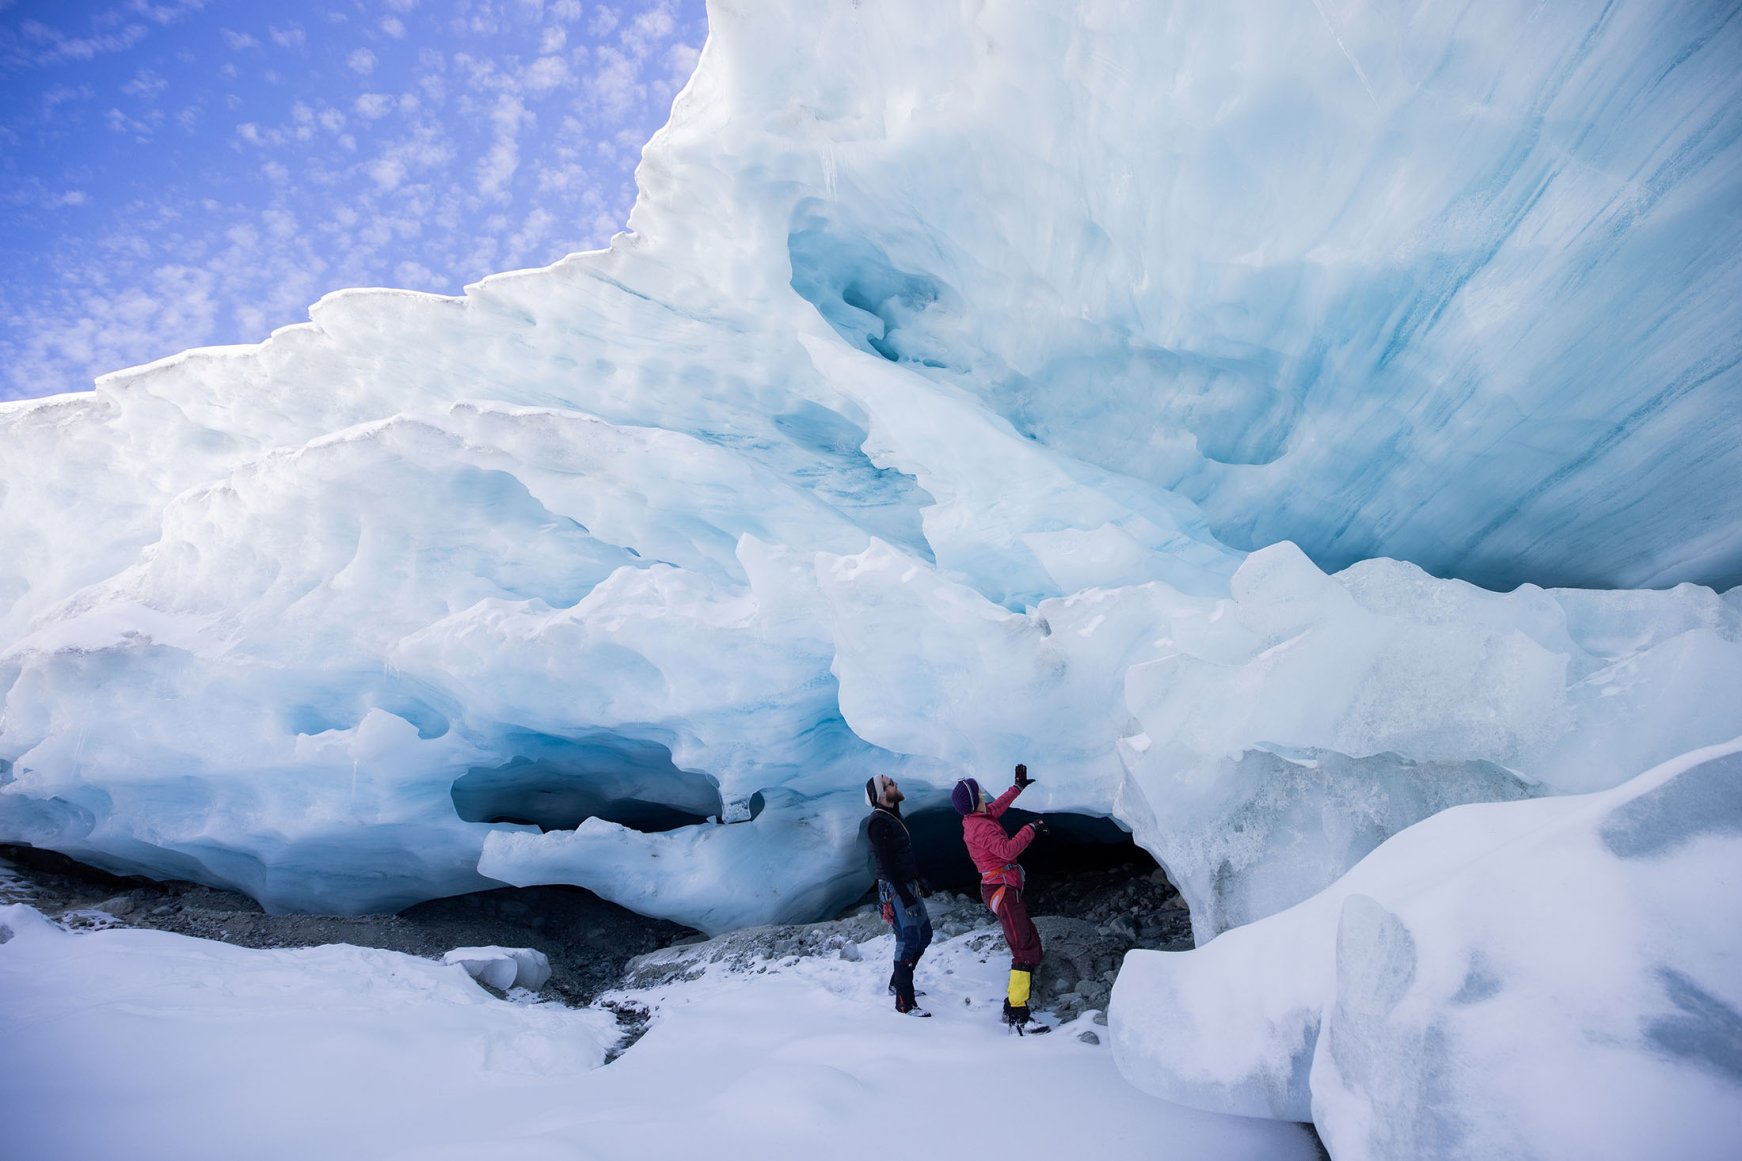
[1110, 738, 1742, 1159]
[2, 0, 1740, 954]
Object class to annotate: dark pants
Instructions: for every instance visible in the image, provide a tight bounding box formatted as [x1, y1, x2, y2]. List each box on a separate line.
[878, 879, 933, 1010]
[982, 881, 1042, 970]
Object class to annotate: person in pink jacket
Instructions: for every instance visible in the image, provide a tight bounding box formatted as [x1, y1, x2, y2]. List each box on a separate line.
[952, 763, 1051, 1034]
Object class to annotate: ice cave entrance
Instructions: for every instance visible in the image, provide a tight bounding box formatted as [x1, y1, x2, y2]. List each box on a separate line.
[896, 806, 1159, 892]
[450, 734, 722, 833]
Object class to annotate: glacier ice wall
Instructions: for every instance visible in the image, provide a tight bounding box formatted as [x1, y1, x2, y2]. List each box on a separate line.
[3, 0, 1741, 931]
[1110, 739, 1742, 1155]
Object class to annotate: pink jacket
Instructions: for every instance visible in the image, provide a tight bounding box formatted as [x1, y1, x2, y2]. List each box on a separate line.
[962, 784, 1035, 888]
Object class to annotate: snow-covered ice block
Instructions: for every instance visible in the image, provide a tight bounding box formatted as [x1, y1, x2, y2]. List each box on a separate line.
[1110, 738, 1742, 1159]
[442, 946, 552, 991]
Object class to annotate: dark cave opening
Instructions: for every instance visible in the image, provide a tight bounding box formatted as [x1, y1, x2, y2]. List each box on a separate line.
[450, 734, 723, 834]
[887, 806, 1163, 893]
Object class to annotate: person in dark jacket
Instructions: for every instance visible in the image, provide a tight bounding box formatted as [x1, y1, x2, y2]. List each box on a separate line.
[865, 773, 933, 1017]
[953, 763, 1051, 1033]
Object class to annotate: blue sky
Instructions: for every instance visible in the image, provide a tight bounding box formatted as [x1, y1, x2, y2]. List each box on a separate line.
[0, 0, 707, 401]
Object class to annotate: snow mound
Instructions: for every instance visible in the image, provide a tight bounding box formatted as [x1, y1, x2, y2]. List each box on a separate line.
[1109, 738, 1742, 1158]
[0, 903, 619, 1161]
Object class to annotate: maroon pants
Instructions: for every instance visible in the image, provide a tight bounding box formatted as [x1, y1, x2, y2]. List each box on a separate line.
[982, 882, 1043, 971]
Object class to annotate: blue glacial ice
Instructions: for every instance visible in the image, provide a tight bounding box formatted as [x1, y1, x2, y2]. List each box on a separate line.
[1, 0, 1740, 941]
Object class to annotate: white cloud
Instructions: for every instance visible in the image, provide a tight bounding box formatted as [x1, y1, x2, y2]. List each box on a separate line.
[367, 158, 408, 190]
[394, 259, 441, 287]
[107, 105, 164, 139]
[534, 159, 590, 193]
[507, 206, 556, 256]
[477, 92, 529, 199]
[348, 48, 377, 74]
[588, 208, 624, 241]
[587, 47, 638, 119]
[664, 40, 700, 85]
[129, 0, 213, 25]
[121, 69, 169, 99]
[269, 25, 306, 48]
[355, 93, 395, 119]
[48, 190, 91, 208]
[382, 17, 406, 38]
[262, 208, 298, 238]
[588, 6, 620, 37]
[16, 18, 150, 65]
[39, 84, 93, 115]
[221, 29, 258, 51]
[622, 3, 677, 58]
[540, 26, 567, 53]
[524, 55, 570, 94]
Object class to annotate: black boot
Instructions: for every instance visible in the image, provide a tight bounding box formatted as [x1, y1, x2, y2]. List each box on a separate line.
[1002, 1000, 1050, 1035]
[892, 958, 931, 1017]
[887, 970, 925, 998]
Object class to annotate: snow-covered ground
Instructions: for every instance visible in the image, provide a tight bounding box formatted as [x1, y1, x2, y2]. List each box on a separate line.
[0, 901, 1316, 1161]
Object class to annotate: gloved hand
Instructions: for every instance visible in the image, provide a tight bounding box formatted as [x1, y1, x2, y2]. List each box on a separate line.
[1014, 763, 1034, 789]
[895, 883, 917, 908]
[1028, 817, 1049, 838]
[918, 878, 934, 898]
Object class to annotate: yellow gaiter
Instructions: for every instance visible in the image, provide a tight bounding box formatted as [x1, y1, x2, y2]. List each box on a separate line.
[1007, 968, 1033, 1008]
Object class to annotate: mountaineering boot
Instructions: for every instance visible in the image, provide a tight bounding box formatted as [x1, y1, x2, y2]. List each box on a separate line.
[891, 957, 927, 1015]
[887, 970, 925, 998]
[1002, 1000, 1051, 1035]
[1003, 967, 1051, 1035]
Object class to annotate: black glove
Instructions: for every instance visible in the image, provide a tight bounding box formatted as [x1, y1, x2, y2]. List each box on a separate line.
[917, 878, 934, 898]
[895, 882, 916, 908]
[1014, 763, 1034, 789]
[1028, 817, 1048, 838]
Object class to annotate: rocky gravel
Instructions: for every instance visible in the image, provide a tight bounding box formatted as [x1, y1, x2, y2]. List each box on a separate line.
[0, 844, 697, 1006]
[1, 842, 1194, 1026]
[623, 851, 1196, 1025]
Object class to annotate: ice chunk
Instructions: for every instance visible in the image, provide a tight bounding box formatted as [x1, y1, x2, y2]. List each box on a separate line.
[1114, 544, 1742, 940]
[442, 946, 552, 991]
[479, 790, 874, 936]
[1110, 739, 1742, 1159]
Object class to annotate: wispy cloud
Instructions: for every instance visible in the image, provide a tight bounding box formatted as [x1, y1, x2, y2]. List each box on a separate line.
[120, 68, 168, 99]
